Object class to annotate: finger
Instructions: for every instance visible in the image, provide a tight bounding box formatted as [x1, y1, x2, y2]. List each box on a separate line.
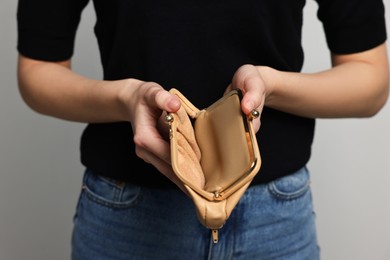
[134, 125, 172, 165]
[232, 65, 266, 115]
[157, 111, 171, 141]
[145, 86, 181, 113]
[252, 116, 261, 133]
[241, 76, 265, 115]
[136, 146, 190, 195]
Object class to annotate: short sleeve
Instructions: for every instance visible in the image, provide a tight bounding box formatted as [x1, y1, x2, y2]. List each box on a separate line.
[315, 0, 387, 54]
[17, 0, 90, 61]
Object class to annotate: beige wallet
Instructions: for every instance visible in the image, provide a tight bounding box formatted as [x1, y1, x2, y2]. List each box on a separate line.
[165, 88, 261, 243]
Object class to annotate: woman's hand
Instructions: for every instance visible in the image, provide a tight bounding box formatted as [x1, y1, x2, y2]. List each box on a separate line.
[227, 43, 389, 125]
[227, 64, 273, 133]
[18, 54, 187, 187]
[119, 80, 189, 188]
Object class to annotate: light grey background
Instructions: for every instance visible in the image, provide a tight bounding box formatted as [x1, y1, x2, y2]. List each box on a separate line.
[1, 1, 389, 259]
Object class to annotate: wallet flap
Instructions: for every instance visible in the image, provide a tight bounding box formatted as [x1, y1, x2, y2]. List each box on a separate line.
[169, 88, 200, 118]
[168, 98, 205, 191]
[195, 91, 255, 193]
[167, 88, 260, 200]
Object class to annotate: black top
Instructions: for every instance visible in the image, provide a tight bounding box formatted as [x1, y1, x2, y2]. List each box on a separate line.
[17, 0, 387, 187]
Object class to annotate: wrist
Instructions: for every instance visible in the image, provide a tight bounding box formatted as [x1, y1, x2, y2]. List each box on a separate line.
[115, 78, 142, 121]
[256, 66, 281, 107]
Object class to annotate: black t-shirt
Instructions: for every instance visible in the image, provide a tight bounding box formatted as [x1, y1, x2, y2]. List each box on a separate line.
[17, 0, 387, 187]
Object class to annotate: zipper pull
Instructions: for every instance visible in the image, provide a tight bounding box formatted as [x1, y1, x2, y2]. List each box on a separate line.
[211, 229, 219, 244]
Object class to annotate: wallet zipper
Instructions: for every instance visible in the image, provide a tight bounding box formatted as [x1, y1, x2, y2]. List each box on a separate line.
[211, 229, 219, 244]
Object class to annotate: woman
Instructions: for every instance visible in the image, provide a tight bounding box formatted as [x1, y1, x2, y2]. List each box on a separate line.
[17, 0, 388, 259]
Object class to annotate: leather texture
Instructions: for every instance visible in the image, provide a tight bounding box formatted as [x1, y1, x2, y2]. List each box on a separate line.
[167, 88, 261, 230]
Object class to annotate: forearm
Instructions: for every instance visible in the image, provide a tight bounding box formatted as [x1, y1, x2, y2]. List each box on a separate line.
[17, 55, 134, 123]
[263, 44, 389, 118]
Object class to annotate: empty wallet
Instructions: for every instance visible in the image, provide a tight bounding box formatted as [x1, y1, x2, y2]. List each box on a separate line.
[165, 88, 261, 243]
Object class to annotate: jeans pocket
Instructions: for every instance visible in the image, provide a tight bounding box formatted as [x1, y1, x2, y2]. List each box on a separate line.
[82, 169, 142, 208]
[268, 167, 310, 201]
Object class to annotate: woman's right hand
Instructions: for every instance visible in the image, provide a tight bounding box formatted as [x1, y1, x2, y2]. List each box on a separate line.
[18, 54, 186, 186]
[119, 79, 187, 187]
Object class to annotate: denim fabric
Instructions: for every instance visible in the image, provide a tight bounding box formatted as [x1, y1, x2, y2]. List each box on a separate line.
[71, 167, 320, 260]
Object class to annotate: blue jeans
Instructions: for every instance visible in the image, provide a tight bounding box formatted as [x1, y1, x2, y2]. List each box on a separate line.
[71, 167, 320, 260]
